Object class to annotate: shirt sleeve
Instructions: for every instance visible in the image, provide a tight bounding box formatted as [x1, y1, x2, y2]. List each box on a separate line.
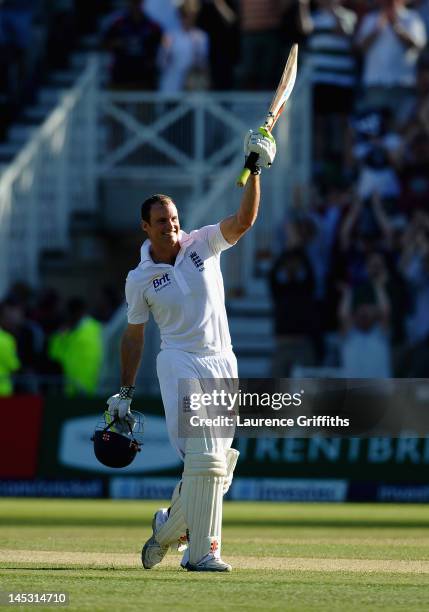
[190, 223, 235, 257]
[125, 272, 150, 324]
[409, 13, 427, 48]
[355, 13, 375, 44]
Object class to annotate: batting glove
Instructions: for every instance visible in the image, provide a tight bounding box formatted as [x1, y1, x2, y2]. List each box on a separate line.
[107, 386, 135, 420]
[244, 127, 276, 169]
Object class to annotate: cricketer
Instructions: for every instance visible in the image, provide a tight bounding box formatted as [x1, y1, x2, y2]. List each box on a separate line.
[106, 128, 276, 572]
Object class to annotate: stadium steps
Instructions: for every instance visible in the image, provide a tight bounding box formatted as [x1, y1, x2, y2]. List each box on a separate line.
[2, 61, 86, 161]
[39, 210, 108, 298]
[227, 287, 274, 377]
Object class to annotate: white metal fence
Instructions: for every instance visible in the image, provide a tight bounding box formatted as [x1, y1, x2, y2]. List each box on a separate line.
[0, 56, 312, 299]
[0, 55, 313, 392]
[96, 70, 312, 390]
[0, 58, 98, 298]
[97, 67, 312, 293]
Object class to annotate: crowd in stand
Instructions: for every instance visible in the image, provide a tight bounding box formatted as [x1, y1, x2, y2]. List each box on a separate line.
[2, 1, 429, 386]
[0, 0, 108, 139]
[265, 0, 429, 378]
[0, 282, 121, 396]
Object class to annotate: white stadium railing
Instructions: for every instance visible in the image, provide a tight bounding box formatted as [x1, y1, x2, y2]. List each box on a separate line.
[0, 56, 312, 391]
[95, 67, 312, 390]
[0, 57, 98, 298]
[97, 64, 312, 294]
[0, 56, 312, 299]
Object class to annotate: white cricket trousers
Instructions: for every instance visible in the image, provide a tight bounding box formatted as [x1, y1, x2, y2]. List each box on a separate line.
[156, 349, 238, 460]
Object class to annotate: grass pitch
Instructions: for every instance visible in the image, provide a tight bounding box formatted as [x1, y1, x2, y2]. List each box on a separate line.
[1, 500, 429, 611]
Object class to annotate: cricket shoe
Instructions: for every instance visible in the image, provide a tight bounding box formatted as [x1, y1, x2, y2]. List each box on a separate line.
[141, 509, 170, 569]
[177, 532, 188, 553]
[181, 550, 232, 572]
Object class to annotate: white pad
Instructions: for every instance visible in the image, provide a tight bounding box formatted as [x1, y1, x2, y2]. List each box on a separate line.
[181, 452, 227, 564]
[156, 448, 240, 550]
[223, 448, 239, 495]
[155, 481, 187, 547]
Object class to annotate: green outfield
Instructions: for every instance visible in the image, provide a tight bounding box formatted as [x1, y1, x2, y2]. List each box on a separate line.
[1, 499, 429, 611]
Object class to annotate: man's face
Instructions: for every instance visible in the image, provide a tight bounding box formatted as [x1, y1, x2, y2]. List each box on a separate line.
[142, 201, 180, 248]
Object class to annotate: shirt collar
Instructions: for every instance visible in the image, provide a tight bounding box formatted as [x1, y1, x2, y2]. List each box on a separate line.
[140, 229, 194, 267]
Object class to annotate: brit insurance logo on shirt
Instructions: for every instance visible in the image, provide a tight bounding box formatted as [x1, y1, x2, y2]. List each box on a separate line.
[189, 250, 205, 271]
[152, 272, 172, 292]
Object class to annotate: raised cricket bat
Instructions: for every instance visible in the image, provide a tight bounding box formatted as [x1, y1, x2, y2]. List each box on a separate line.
[236, 43, 299, 187]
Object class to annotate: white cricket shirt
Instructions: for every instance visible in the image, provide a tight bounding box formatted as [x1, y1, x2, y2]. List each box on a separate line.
[125, 223, 234, 355]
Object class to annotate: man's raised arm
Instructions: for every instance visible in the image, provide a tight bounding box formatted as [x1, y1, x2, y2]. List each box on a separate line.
[220, 175, 261, 244]
[220, 128, 276, 244]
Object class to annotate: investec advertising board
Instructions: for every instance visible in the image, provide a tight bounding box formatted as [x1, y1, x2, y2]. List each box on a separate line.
[1, 393, 429, 501]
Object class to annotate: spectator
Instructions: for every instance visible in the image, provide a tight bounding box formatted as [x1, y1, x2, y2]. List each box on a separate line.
[102, 0, 163, 89]
[31, 288, 64, 336]
[398, 132, 429, 215]
[397, 215, 429, 374]
[339, 194, 393, 266]
[402, 57, 429, 138]
[0, 303, 20, 396]
[306, 0, 358, 163]
[94, 285, 122, 323]
[338, 276, 392, 377]
[159, 5, 209, 92]
[351, 107, 402, 200]
[30, 288, 64, 392]
[269, 247, 319, 376]
[400, 214, 429, 346]
[366, 249, 408, 347]
[412, 0, 429, 39]
[144, 0, 181, 34]
[355, 0, 427, 122]
[236, 0, 300, 89]
[49, 298, 103, 396]
[306, 182, 346, 300]
[282, 0, 312, 51]
[198, 0, 239, 90]
[344, 0, 375, 20]
[0, 297, 44, 393]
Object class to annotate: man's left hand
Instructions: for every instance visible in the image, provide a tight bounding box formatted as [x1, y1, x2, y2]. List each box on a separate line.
[244, 127, 277, 168]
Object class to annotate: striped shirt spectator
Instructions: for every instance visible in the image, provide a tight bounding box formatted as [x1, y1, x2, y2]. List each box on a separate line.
[306, 0, 357, 88]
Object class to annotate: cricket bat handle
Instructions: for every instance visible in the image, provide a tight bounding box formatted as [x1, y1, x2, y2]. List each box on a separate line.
[236, 152, 259, 188]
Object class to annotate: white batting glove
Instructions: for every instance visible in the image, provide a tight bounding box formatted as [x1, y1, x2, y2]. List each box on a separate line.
[107, 386, 135, 420]
[244, 127, 276, 168]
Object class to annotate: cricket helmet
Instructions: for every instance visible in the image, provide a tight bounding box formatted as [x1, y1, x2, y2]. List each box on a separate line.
[92, 411, 144, 468]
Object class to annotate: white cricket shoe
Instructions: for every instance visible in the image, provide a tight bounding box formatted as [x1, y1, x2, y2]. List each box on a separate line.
[141, 509, 170, 569]
[177, 532, 188, 552]
[181, 551, 232, 572]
